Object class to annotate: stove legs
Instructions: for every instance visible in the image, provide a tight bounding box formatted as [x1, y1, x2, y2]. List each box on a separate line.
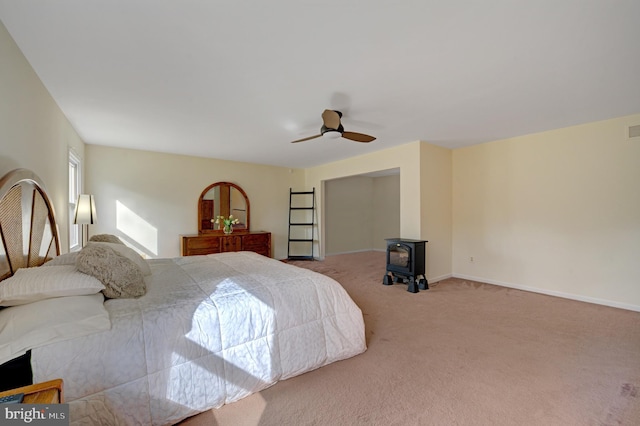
[407, 277, 418, 293]
[418, 278, 429, 290]
[382, 273, 429, 293]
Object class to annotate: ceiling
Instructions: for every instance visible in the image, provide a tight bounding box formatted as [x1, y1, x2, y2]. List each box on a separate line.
[1, 1, 639, 169]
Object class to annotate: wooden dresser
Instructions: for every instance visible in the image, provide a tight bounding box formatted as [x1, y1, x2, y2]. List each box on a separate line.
[0, 379, 64, 403]
[181, 231, 271, 257]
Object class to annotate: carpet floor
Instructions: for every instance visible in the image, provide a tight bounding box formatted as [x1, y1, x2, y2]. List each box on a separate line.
[179, 251, 640, 426]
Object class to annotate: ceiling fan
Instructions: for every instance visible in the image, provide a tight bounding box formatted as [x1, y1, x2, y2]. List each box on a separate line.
[291, 110, 376, 143]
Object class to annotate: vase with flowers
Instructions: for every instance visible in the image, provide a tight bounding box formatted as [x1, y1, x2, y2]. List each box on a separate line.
[213, 215, 240, 234]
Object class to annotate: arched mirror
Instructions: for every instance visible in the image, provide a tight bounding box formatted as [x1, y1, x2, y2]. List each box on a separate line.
[198, 182, 250, 234]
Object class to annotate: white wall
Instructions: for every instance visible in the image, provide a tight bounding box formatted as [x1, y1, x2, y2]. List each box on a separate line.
[306, 141, 453, 283]
[372, 174, 401, 251]
[307, 143, 421, 256]
[86, 144, 303, 259]
[420, 143, 453, 282]
[0, 21, 85, 252]
[452, 114, 640, 310]
[325, 176, 374, 254]
[324, 174, 400, 255]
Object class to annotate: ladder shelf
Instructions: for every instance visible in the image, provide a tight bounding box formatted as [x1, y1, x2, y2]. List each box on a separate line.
[287, 188, 316, 260]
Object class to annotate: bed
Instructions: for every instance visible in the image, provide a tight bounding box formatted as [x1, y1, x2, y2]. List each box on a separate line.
[0, 168, 366, 425]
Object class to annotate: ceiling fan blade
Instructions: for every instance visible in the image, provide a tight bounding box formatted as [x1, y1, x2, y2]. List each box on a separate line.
[322, 109, 341, 130]
[342, 131, 376, 143]
[291, 134, 322, 143]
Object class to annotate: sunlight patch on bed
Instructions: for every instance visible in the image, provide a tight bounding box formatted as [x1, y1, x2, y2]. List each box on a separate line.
[163, 357, 224, 411]
[169, 283, 278, 410]
[116, 200, 158, 255]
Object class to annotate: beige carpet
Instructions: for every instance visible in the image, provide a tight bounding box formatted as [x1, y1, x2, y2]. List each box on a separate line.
[179, 251, 640, 426]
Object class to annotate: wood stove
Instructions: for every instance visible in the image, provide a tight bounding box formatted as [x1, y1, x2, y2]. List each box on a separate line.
[383, 238, 428, 293]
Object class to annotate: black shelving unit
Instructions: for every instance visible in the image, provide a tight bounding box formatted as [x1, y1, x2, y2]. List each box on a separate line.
[287, 188, 316, 260]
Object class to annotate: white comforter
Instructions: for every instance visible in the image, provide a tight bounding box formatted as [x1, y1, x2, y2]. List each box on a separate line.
[31, 252, 366, 425]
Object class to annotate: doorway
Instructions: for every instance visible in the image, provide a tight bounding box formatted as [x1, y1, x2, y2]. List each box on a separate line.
[323, 168, 400, 255]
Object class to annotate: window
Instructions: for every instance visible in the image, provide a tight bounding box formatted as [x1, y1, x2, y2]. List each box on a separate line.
[69, 149, 82, 251]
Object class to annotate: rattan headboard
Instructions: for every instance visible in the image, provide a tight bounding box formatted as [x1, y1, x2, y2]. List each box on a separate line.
[0, 169, 61, 282]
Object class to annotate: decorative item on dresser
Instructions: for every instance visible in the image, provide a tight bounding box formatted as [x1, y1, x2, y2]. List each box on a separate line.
[181, 181, 272, 257]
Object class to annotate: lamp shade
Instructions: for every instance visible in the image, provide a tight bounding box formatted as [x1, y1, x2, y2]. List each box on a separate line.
[73, 194, 97, 225]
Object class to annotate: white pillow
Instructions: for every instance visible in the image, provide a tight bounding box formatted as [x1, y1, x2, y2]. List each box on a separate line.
[0, 265, 105, 307]
[0, 293, 111, 365]
[44, 252, 78, 266]
[86, 241, 152, 276]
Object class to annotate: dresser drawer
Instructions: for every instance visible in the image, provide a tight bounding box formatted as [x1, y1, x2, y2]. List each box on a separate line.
[221, 235, 242, 252]
[243, 233, 269, 248]
[181, 232, 271, 257]
[243, 233, 271, 257]
[182, 235, 221, 255]
[248, 247, 270, 257]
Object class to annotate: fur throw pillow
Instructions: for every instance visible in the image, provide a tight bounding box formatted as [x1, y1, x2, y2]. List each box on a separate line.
[86, 241, 152, 276]
[76, 244, 146, 299]
[89, 234, 125, 244]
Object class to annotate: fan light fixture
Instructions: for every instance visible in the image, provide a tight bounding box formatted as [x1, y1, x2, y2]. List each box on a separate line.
[291, 110, 376, 144]
[322, 130, 341, 139]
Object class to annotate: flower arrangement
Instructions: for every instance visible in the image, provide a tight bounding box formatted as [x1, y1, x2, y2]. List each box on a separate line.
[212, 215, 239, 234]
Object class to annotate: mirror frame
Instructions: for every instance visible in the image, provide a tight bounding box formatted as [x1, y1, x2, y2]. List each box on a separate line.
[198, 181, 250, 234]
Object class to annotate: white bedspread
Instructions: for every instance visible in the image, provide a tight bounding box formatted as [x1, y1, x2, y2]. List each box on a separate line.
[31, 252, 366, 425]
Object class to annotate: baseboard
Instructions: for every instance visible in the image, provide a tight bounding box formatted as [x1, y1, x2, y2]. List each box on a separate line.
[452, 273, 640, 312]
[428, 273, 452, 283]
[326, 249, 382, 256]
